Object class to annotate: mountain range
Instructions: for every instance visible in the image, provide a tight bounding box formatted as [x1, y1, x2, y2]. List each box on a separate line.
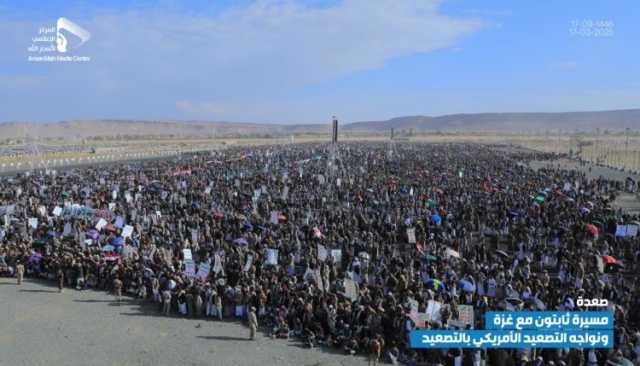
[2, 109, 639, 140]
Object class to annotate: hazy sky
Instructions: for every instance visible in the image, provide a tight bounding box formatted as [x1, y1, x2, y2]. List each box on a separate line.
[1, 0, 638, 123]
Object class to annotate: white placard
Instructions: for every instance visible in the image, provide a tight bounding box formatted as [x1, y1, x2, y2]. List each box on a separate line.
[95, 218, 108, 230]
[317, 244, 328, 262]
[122, 225, 134, 238]
[407, 228, 416, 244]
[266, 249, 278, 265]
[243, 255, 253, 272]
[331, 249, 342, 264]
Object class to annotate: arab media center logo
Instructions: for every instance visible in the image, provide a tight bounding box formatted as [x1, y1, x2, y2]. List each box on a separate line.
[28, 17, 91, 62]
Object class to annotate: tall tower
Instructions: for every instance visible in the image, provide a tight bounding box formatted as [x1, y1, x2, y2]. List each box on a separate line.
[328, 116, 340, 177]
[331, 116, 338, 145]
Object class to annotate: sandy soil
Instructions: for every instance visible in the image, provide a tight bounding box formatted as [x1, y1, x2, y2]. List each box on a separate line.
[0, 277, 367, 366]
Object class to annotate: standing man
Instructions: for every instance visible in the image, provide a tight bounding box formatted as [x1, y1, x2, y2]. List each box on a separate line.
[113, 276, 123, 303]
[369, 335, 382, 366]
[15, 260, 24, 285]
[248, 306, 258, 340]
[57, 268, 65, 293]
[162, 289, 172, 316]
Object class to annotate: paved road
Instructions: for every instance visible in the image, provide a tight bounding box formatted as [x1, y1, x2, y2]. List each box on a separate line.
[0, 277, 367, 366]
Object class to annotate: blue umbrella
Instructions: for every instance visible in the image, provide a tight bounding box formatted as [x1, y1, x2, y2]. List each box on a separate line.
[426, 278, 445, 291]
[114, 216, 124, 228]
[28, 252, 43, 263]
[431, 214, 442, 224]
[459, 279, 476, 293]
[88, 229, 99, 240]
[233, 238, 248, 246]
[112, 237, 125, 246]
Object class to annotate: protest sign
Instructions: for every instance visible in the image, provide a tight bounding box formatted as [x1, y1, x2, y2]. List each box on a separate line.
[63, 222, 72, 237]
[196, 262, 210, 279]
[213, 254, 223, 274]
[407, 228, 416, 244]
[183, 249, 193, 261]
[448, 304, 475, 329]
[52, 206, 62, 217]
[411, 313, 430, 328]
[122, 225, 134, 238]
[425, 300, 442, 322]
[317, 244, 328, 262]
[270, 211, 279, 224]
[184, 259, 196, 277]
[95, 218, 108, 231]
[266, 249, 278, 266]
[445, 247, 461, 259]
[344, 278, 358, 301]
[0, 205, 15, 216]
[243, 255, 253, 272]
[28, 217, 38, 229]
[331, 249, 342, 264]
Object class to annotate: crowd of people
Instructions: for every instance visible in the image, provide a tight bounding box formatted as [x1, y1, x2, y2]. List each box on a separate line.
[1, 142, 639, 366]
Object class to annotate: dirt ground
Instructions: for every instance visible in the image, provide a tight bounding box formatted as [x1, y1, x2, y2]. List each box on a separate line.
[0, 277, 367, 366]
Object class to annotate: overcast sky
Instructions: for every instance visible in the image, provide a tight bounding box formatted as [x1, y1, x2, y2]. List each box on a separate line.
[1, 0, 638, 123]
